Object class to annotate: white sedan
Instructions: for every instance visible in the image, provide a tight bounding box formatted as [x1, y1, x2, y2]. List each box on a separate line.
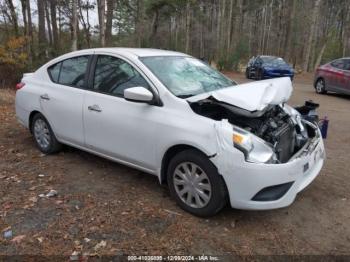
[15, 48, 325, 217]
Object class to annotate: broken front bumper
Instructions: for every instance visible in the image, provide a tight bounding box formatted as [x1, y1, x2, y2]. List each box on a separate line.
[211, 132, 325, 210]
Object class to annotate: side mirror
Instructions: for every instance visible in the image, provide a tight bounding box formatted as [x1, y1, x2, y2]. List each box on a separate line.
[124, 87, 154, 103]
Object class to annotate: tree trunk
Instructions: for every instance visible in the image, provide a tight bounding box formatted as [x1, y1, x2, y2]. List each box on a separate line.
[135, 0, 145, 47]
[71, 0, 78, 51]
[26, 0, 33, 64]
[343, 5, 350, 56]
[20, 0, 32, 67]
[265, 0, 274, 54]
[226, 0, 233, 53]
[97, 0, 106, 47]
[50, 0, 59, 52]
[314, 41, 327, 70]
[44, 0, 53, 46]
[232, 0, 243, 51]
[284, 0, 297, 60]
[37, 0, 47, 58]
[5, 0, 18, 36]
[303, 0, 322, 72]
[105, 0, 114, 46]
[216, 0, 221, 56]
[58, 4, 62, 36]
[78, 0, 91, 48]
[185, 1, 191, 53]
[20, 0, 27, 35]
[150, 10, 159, 47]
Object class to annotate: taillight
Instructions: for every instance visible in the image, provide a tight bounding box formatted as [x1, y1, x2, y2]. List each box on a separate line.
[16, 82, 25, 90]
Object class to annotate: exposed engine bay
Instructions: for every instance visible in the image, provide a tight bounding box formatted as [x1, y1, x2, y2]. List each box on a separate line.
[190, 98, 319, 163]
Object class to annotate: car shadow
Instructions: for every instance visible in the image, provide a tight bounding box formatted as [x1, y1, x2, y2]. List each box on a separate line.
[54, 146, 261, 220]
[325, 92, 350, 101]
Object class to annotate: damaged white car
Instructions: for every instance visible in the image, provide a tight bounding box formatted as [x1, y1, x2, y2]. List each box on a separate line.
[15, 48, 325, 217]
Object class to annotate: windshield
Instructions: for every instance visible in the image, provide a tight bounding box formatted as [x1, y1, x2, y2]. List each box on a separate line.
[262, 57, 288, 67]
[140, 56, 236, 97]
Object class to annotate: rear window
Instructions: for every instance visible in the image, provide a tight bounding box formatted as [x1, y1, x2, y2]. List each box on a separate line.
[331, 59, 345, 70]
[344, 59, 350, 71]
[48, 62, 62, 82]
[47, 55, 89, 88]
[59, 56, 89, 88]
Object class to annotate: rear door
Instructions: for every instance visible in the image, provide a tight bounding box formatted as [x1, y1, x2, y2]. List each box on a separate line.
[41, 55, 91, 146]
[343, 59, 350, 94]
[328, 59, 346, 92]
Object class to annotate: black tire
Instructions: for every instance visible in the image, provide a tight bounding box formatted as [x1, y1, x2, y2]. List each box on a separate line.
[245, 68, 250, 79]
[167, 149, 227, 217]
[257, 69, 263, 80]
[315, 78, 327, 94]
[31, 113, 62, 154]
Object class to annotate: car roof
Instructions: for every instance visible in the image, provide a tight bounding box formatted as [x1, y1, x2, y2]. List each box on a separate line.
[259, 55, 280, 59]
[65, 48, 188, 58]
[40, 48, 191, 74]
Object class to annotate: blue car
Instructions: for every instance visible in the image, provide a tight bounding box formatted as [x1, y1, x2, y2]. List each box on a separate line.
[246, 56, 294, 81]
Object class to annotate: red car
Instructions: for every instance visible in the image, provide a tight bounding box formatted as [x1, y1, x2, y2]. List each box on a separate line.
[314, 58, 350, 95]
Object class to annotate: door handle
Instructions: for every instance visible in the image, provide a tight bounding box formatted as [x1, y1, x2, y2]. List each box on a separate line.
[40, 94, 50, 100]
[88, 104, 102, 112]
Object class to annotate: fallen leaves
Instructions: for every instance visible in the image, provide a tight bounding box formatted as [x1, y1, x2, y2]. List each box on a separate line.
[11, 235, 26, 244]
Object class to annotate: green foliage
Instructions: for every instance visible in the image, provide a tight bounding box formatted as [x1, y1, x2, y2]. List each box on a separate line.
[216, 57, 226, 71]
[230, 39, 249, 71]
[217, 39, 250, 71]
[145, 0, 187, 14]
[322, 37, 343, 64]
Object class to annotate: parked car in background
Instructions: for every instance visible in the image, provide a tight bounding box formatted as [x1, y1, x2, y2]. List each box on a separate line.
[15, 48, 324, 217]
[314, 58, 350, 95]
[246, 56, 294, 80]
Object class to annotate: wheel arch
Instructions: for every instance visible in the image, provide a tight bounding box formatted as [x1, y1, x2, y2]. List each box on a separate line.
[314, 76, 325, 88]
[29, 110, 42, 133]
[160, 144, 214, 185]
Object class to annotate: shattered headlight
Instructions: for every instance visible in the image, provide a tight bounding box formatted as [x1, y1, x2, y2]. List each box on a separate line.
[233, 126, 275, 163]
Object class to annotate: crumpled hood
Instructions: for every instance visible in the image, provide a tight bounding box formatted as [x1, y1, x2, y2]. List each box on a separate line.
[187, 77, 293, 112]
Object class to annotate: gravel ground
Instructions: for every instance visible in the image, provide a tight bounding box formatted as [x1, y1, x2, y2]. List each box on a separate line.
[0, 73, 349, 258]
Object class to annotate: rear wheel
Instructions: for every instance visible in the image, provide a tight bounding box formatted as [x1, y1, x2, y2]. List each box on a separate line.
[315, 78, 327, 94]
[167, 149, 227, 217]
[31, 113, 62, 154]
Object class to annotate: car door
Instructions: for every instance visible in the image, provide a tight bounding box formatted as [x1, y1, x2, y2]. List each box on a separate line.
[328, 59, 345, 91]
[342, 59, 350, 94]
[41, 55, 90, 146]
[83, 54, 160, 171]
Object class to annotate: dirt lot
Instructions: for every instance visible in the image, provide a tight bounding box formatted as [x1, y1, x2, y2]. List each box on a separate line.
[1, 73, 350, 258]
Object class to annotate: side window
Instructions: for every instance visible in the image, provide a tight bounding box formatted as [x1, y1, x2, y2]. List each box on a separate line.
[93, 55, 150, 97]
[331, 59, 344, 70]
[344, 59, 350, 71]
[254, 58, 262, 66]
[58, 56, 89, 88]
[48, 62, 62, 83]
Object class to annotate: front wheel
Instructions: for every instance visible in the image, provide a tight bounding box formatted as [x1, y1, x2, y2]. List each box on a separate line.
[245, 68, 250, 79]
[167, 149, 227, 217]
[315, 78, 327, 94]
[256, 69, 263, 80]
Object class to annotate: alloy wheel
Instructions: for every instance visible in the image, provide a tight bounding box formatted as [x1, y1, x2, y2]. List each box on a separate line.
[316, 79, 325, 93]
